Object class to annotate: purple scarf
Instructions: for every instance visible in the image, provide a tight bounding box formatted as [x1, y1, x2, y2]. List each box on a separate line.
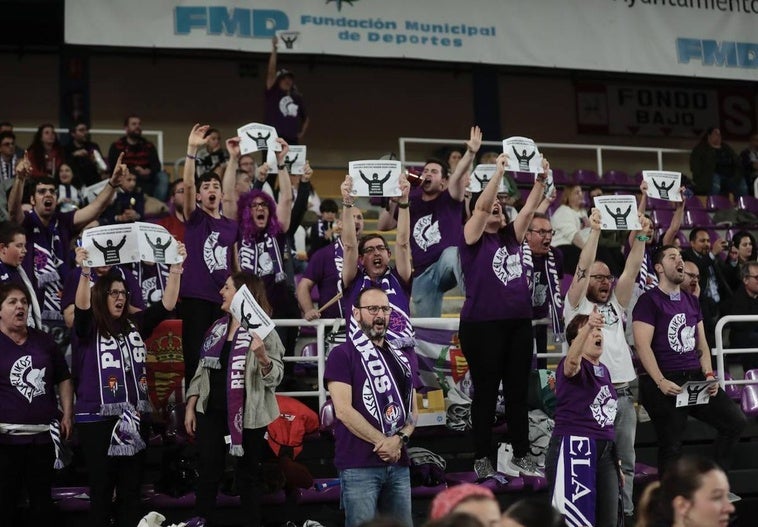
[93, 324, 151, 455]
[354, 269, 415, 349]
[199, 315, 252, 456]
[637, 249, 658, 292]
[239, 235, 286, 283]
[348, 314, 413, 435]
[545, 248, 565, 342]
[552, 435, 597, 527]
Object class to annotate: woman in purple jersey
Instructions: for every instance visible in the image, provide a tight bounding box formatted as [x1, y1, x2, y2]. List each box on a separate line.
[546, 311, 621, 527]
[72, 243, 185, 527]
[458, 152, 547, 480]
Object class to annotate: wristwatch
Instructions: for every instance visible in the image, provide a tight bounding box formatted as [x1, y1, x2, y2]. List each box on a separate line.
[396, 431, 410, 444]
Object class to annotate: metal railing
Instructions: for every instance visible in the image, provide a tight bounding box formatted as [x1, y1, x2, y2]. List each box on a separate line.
[398, 137, 689, 176]
[13, 127, 165, 166]
[714, 314, 758, 390]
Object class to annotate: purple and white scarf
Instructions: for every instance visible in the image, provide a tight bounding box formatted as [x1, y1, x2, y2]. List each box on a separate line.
[349, 314, 413, 436]
[0, 420, 65, 468]
[199, 315, 253, 456]
[239, 235, 286, 283]
[93, 325, 151, 455]
[354, 269, 415, 349]
[545, 248, 564, 342]
[637, 249, 658, 292]
[551, 435, 597, 527]
[334, 238, 345, 318]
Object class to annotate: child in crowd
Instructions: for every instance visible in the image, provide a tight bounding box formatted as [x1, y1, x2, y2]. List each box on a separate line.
[56, 163, 83, 213]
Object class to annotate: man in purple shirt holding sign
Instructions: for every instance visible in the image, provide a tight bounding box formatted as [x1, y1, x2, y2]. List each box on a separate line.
[633, 245, 746, 476]
[325, 287, 417, 527]
[378, 126, 481, 317]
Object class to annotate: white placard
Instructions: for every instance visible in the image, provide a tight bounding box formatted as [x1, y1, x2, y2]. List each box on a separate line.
[502, 137, 543, 174]
[82, 222, 183, 267]
[467, 164, 497, 193]
[230, 285, 275, 340]
[642, 171, 683, 202]
[593, 195, 641, 231]
[276, 30, 301, 51]
[543, 169, 555, 198]
[237, 123, 282, 155]
[348, 160, 402, 197]
[676, 380, 718, 408]
[269, 145, 307, 175]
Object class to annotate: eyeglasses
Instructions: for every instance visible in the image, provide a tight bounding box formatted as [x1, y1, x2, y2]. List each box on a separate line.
[684, 272, 700, 280]
[0, 141, 13, 147]
[358, 305, 392, 315]
[107, 290, 128, 299]
[250, 201, 268, 210]
[528, 229, 555, 237]
[35, 188, 57, 196]
[590, 274, 615, 282]
[747, 275, 758, 281]
[361, 245, 388, 255]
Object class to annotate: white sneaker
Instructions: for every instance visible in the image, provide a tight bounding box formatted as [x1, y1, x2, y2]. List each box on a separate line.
[507, 456, 545, 477]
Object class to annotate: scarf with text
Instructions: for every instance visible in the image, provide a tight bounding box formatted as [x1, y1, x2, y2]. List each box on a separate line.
[551, 435, 598, 527]
[199, 315, 253, 456]
[349, 313, 413, 436]
[240, 235, 286, 283]
[28, 211, 65, 321]
[544, 246, 564, 341]
[334, 238, 345, 317]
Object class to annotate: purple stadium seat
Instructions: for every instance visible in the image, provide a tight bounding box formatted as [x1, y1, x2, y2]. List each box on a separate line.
[294, 342, 318, 376]
[411, 482, 448, 498]
[647, 198, 675, 211]
[634, 463, 659, 486]
[602, 170, 631, 187]
[721, 371, 743, 402]
[512, 171, 533, 185]
[683, 209, 714, 228]
[684, 195, 704, 210]
[740, 369, 758, 416]
[319, 399, 336, 434]
[651, 209, 674, 230]
[445, 471, 526, 493]
[632, 172, 644, 185]
[738, 195, 758, 214]
[706, 195, 733, 211]
[572, 169, 600, 186]
[296, 479, 341, 504]
[551, 169, 569, 186]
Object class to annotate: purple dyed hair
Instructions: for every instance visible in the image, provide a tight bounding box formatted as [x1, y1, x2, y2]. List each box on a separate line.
[238, 189, 281, 242]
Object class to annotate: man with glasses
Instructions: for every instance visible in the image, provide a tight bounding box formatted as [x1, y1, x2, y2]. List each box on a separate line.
[325, 286, 417, 527]
[7, 153, 127, 348]
[155, 179, 186, 243]
[64, 119, 108, 187]
[564, 207, 650, 525]
[726, 261, 758, 370]
[683, 261, 701, 297]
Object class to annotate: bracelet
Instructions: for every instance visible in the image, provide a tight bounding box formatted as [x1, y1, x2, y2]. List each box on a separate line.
[397, 202, 410, 209]
[636, 235, 651, 242]
[277, 164, 286, 170]
[342, 201, 354, 208]
[186, 154, 197, 160]
[80, 272, 91, 278]
[107, 181, 118, 189]
[170, 268, 183, 275]
[705, 371, 716, 379]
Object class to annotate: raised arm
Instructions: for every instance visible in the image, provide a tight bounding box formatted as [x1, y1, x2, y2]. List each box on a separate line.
[564, 308, 604, 378]
[617, 214, 651, 308]
[566, 208, 602, 309]
[340, 176, 359, 288]
[161, 242, 186, 311]
[464, 153, 506, 245]
[222, 136, 241, 219]
[73, 153, 126, 228]
[274, 139, 293, 232]
[512, 157, 548, 242]
[287, 162, 312, 238]
[8, 153, 31, 223]
[447, 126, 482, 201]
[536, 185, 557, 214]
[394, 174, 412, 283]
[266, 36, 278, 90]
[661, 188, 685, 246]
[74, 247, 92, 310]
[184, 124, 211, 217]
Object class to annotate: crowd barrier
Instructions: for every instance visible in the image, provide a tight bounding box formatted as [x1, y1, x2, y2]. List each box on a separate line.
[714, 314, 758, 391]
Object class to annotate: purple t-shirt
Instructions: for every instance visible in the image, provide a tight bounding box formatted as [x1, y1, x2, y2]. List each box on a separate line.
[22, 210, 76, 322]
[633, 287, 703, 372]
[553, 357, 617, 441]
[408, 189, 463, 276]
[324, 339, 414, 470]
[180, 208, 237, 303]
[264, 85, 307, 142]
[459, 224, 533, 321]
[532, 249, 564, 319]
[0, 329, 70, 444]
[61, 266, 145, 314]
[303, 241, 343, 319]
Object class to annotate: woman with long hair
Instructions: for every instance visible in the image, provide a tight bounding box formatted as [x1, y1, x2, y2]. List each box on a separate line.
[184, 272, 284, 526]
[724, 230, 757, 291]
[27, 123, 64, 179]
[550, 184, 589, 275]
[72, 241, 185, 527]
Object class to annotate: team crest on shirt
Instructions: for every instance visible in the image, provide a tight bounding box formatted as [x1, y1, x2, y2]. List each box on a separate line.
[278, 95, 299, 117]
[413, 214, 441, 251]
[10, 356, 46, 403]
[667, 313, 696, 354]
[492, 246, 522, 286]
[598, 302, 620, 327]
[590, 384, 617, 428]
[203, 231, 228, 273]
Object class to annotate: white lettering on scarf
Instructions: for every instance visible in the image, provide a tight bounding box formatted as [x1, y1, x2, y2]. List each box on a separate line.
[568, 436, 593, 502]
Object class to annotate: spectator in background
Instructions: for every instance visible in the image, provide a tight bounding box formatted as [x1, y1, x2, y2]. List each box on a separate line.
[195, 127, 228, 178]
[154, 179, 186, 243]
[726, 261, 758, 371]
[551, 184, 589, 275]
[64, 119, 108, 187]
[56, 163, 83, 213]
[739, 132, 758, 193]
[446, 147, 465, 174]
[103, 170, 145, 224]
[265, 36, 309, 145]
[0, 131, 19, 181]
[683, 260, 701, 297]
[722, 231, 756, 292]
[428, 484, 500, 526]
[501, 498, 566, 527]
[108, 115, 168, 201]
[0, 222, 41, 328]
[308, 198, 339, 257]
[0, 122, 25, 160]
[27, 123, 64, 179]
[690, 127, 746, 197]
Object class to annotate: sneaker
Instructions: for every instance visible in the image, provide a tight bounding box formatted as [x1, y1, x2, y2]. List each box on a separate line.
[474, 457, 496, 480]
[507, 456, 545, 478]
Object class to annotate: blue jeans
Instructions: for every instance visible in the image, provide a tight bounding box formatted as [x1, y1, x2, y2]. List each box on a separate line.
[339, 466, 412, 527]
[411, 246, 463, 317]
[711, 172, 747, 197]
[615, 387, 637, 516]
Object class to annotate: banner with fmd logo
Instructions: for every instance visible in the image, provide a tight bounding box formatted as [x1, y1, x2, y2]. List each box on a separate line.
[65, 0, 758, 81]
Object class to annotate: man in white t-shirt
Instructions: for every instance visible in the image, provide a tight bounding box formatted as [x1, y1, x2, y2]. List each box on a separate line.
[563, 207, 651, 524]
